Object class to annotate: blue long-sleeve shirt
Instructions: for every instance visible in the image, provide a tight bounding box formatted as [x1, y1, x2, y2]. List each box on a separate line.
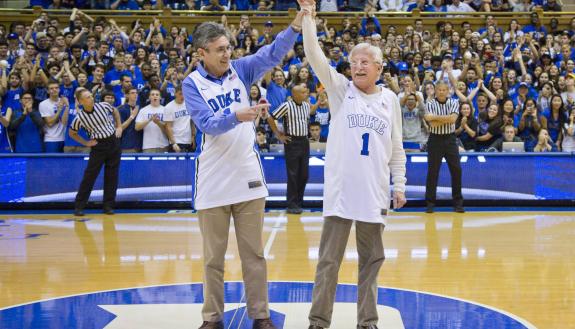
[183, 26, 299, 136]
[360, 16, 381, 37]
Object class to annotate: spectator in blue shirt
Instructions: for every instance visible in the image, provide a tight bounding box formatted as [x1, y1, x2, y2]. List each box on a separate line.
[118, 86, 143, 152]
[9, 91, 43, 153]
[111, 0, 140, 9]
[522, 13, 548, 40]
[266, 68, 289, 114]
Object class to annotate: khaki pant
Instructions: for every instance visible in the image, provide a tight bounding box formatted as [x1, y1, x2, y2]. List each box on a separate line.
[122, 148, 141, 153]
[309, 216, 385, 328]
[142, 147, 169, 153]
[198, 197, 269, 322]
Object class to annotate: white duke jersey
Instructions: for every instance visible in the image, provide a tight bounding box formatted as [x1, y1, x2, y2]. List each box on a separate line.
[323, 84, 406, 223]
[302, 14, 407, 224]
[190, 67, 268, 210]
[164, 100, 192, 144]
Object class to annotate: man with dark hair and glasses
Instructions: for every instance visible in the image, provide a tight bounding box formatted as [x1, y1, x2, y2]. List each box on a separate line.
[182, 2, 312, 328]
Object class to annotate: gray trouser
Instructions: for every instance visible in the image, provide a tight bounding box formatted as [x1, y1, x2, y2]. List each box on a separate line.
[198, 197, 269, 322]
[309, 216, 385, 328]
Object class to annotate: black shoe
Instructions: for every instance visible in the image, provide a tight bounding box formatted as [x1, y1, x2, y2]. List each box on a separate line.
[74, 209, 85, 217]
[357, 325, 378, 329]
[308, 326, 325, 329]
[286, 207, 302, 214]
[103, 208, 114, 215]
[454, 207, 465, 213]
[425, 207, 434, 214]
[252, 318, 276, 329]
[198, 321, 224, 329]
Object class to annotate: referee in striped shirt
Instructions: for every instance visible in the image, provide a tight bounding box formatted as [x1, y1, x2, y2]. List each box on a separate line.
[69, 88, 123, 216]
[424, 81, 464, 213]
[268, 83, 311, 214]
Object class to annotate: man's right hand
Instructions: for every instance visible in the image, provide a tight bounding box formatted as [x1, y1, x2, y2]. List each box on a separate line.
[86, 140, 98, 147]
[235, 104, 270, 122]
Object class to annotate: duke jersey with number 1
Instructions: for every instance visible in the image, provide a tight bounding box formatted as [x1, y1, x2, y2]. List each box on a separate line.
[303, 13, 406, 224]
[189, 66, 267, 210]
[324, 84, 406, 223]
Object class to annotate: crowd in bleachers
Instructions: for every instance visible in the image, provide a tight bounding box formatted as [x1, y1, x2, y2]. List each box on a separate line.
[0, 2, 574, 154]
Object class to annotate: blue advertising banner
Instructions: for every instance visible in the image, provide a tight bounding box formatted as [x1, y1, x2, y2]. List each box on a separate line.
[1, 153, 574, 203]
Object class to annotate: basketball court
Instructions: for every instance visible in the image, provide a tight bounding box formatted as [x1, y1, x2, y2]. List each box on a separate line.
[0, 209, 573, 328]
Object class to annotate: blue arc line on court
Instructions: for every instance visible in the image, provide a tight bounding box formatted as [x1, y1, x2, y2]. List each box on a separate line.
[0, 281, 536, 329]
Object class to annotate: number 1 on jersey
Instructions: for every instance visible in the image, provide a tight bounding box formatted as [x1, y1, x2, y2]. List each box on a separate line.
[361, 133, 370, 156]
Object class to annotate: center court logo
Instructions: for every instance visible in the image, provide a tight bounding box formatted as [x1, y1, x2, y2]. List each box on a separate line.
[0, 282, 536, 329]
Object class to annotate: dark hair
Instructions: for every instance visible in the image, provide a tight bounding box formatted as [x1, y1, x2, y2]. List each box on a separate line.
[309, 122, 321, 128]
[249, 84, 261, 100]
[336, 61, 350, 74]
[192, 21, 232, 50]
[101, 89, 115, 100]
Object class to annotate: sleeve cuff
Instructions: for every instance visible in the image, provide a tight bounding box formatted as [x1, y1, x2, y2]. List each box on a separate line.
[227, 111, 240, 127]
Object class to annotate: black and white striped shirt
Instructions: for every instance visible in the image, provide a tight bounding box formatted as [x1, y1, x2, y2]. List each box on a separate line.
[272, 100, 311, 137]
[70, 102, 116, 140]
[425, 98, 459, 135]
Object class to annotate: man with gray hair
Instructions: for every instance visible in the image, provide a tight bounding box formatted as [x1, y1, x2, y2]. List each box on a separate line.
[182, 6, 310, 329]
[301, 3, 407, 329]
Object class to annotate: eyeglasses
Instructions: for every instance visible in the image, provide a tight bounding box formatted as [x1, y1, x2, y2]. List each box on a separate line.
[350, 60, 379, 68]
[206, 45, 233, 55]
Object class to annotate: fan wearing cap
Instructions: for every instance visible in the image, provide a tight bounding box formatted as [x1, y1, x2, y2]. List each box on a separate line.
[539, 51, 553, 69]
[6, 32, 21, 51]
[560, 73, 575, 107]
[512, 81, 533, 109]
[257, 21, 276, 47]
[435, 53, 461, 88]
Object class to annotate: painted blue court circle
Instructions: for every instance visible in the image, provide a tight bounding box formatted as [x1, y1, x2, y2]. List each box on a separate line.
[0, 282, 534, 328]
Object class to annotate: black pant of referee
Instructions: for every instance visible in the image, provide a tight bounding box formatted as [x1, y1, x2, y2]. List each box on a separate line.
[425, 133, 464, 213]
[285, 136, 309, 214]
[75, 136, 122, 215]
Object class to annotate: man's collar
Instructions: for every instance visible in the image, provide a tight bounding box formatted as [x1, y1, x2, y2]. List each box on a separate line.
[197, 62, 232, 81]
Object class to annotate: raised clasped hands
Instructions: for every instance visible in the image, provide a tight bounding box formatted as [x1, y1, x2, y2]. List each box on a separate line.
[297, 0, 315, 14]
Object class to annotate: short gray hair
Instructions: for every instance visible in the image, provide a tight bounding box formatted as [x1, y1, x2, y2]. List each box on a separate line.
[192, 22, 233, 50]
[349, 43, 383, 65]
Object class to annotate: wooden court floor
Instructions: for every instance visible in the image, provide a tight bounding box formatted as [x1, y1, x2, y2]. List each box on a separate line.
[0, 210, 574, 329]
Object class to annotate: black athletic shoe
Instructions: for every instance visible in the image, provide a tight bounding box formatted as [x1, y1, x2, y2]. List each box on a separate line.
[308, 325, 325, 329]
[425, 207, 434, 214]
[454, 207, 465, 213]
[252, 318, 276, 329]
[286, 207, 303, 214]
[74, 209, 85, 217]
[103, 207, 115, 215]
[198, 321, 224, 329]
[357, 325, 378, 329]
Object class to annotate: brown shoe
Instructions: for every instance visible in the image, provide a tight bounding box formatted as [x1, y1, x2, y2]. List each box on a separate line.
[198, 321, 224, 329]
[253, 318, 277, 329]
